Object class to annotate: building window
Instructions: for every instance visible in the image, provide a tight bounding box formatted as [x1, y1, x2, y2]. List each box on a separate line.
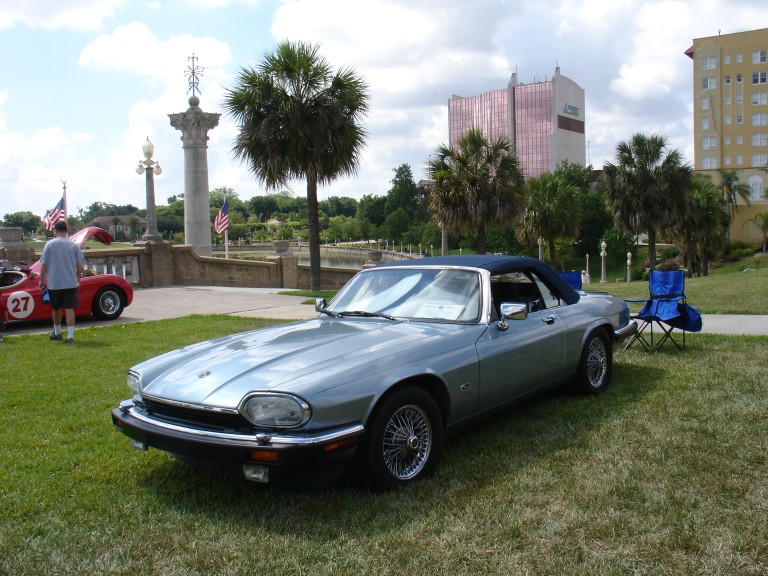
[753, 92, 768, 105]
[737, 93, 743, 104]
[752, 133, 768, 146]
[701, 56, 717, 70]
[737, 74, 743, 83]
[702, 117, 709, 130]
[700, 97, 709, 110]
[724, 55, 731, 65]
[725, 94, 732, 105]
[748, 175, 765, 200]
[752, 112, 768, 126]
[725, 74, 731, 84]
[724, 155, 732, 166]
[702, 136, 717, 149]
[737, 54, 744, 63]
[736, 155, 743, 165]
[737, 135, 744, 145]
[752, 71, 767, 85]
[752, 153, 768, 168]
[725, 136, 731, 145]
[702, 77, 717, 90]
[702, 156, 717, 169]
[752, 50, 767, 64]
[725, 115, 732, 125]
[737, 114, 744, 124]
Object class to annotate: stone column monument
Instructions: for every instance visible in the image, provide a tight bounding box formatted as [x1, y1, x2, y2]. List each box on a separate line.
[168, 94, 220, 257]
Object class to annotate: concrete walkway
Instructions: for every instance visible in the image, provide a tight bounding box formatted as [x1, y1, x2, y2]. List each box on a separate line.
[5, 285, 767, 336]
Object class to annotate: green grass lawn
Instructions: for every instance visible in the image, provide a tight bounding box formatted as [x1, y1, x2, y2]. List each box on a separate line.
[590, 255, 768, 314]
[1, 316, 766, 575]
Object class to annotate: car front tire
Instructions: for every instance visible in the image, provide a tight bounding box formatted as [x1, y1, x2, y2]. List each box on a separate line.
[355, 387, 444, 491]
[92, 286, 125, 320]
[574, 330, 613, 395]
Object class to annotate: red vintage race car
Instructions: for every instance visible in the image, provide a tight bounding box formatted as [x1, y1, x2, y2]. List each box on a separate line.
[1, 227, 134, 324]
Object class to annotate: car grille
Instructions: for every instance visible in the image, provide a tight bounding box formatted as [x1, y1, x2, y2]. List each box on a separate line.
[142, 397, 253, 432]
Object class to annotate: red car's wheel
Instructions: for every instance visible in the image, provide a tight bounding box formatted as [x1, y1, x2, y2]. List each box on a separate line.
[92, 286, 125, 320]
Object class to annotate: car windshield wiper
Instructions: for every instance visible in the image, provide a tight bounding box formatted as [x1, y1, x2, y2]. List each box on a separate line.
[318, 308, 340, 317]
[337, 310, 399, 321]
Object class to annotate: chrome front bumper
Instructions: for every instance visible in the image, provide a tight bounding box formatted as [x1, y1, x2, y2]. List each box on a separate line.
[614, 320, 638, 343]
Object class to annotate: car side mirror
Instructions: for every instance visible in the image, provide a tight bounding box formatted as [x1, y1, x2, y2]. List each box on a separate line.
[496, 302, 528, 331]
[314, 297, 327, 312]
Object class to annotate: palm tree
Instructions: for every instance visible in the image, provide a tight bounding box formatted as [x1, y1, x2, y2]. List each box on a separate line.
[744, 212, 768, 253]
[517, 171, 581, 270]
[427, 129, 526, 254]
[224, 41, 369, 290]
[670, 174, 729, 276]
[604, 133, 692, 269]
[716, 169, 752, 240]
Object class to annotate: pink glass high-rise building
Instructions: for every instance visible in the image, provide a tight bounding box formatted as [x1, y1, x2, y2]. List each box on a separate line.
[448, 67, 586, 178]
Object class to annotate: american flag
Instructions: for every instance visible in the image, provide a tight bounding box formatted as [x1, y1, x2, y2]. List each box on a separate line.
[44, 196, 66, 231]
[213, 199, 229, 234]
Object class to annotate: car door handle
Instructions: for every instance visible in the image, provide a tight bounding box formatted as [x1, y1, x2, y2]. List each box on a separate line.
[542, 315, 557, 325]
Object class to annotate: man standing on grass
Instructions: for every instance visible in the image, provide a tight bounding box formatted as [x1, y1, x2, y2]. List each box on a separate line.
[38, 220, 84, 343]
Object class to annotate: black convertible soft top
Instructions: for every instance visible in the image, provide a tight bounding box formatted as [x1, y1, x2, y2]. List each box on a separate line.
[376, 254, 580, 305]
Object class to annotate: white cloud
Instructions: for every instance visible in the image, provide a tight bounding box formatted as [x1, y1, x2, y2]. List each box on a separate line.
[0, 0, 124, 31]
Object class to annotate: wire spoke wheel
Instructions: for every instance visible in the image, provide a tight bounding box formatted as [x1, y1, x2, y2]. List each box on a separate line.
[575, 330, 612, 395]
[586, 337, 608, 388]
[381, 404, 432, 480]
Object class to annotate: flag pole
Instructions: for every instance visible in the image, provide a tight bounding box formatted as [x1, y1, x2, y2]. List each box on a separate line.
[224, 192, 229, 259]
[61, 180, 68, 222]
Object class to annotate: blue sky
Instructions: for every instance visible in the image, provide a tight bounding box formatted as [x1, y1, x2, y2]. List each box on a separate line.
[0, 0, 765, 221]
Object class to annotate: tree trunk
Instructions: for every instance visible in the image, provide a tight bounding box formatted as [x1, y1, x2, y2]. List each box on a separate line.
[647, 227, 657, 270]
[441, 224, 449, 256]
[702, 252, 710, 276]
[476, 223, 487, 255]
[548, 238, 559, 271]
[305, 173, 322, 292]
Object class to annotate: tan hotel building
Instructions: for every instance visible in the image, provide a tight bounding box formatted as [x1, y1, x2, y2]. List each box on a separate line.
[687, 27, 768, 244]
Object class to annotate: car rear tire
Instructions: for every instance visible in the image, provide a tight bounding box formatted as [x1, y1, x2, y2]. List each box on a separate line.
[355, 387, 443, 491]
[574, 329, 612, 395]
[92, 286, 125, 320]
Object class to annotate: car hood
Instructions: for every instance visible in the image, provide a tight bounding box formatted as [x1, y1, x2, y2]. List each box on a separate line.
[137, 318, 471, 408]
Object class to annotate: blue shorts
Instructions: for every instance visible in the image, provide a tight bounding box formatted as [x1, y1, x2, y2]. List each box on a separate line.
[49, 287, 79, 311]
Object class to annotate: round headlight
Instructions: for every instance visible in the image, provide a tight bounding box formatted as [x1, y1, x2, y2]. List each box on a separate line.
[241, 394, 310, 428]
[127, 371, 142, 396]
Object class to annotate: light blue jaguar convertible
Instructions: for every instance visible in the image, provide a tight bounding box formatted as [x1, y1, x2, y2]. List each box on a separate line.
[112, 255, 636, 490]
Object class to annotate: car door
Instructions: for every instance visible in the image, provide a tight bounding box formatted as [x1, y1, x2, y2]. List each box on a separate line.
[475, 270, 566, 410]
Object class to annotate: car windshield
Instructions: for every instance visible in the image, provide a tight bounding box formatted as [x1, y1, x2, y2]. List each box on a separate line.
[327, 267, 482, 322]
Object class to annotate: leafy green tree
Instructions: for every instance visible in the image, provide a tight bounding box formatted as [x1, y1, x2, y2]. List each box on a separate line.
[428, 128, 526, 254]
[385, 164, 419, 216]
[224, 40, 369, 290]
[249, 195, 281, 221]
[3, 211, 42, 234]
[604, 133, 692, 269]
[357, 194, 386, 227]
[319, 196, 358, 218]
[384, 208, 411, 243]
[517, 171, 581, 270]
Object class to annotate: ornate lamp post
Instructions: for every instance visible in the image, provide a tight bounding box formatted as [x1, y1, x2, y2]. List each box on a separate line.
[600, 241, 608, 284]
[135, 138, 163, 241]
[627, 251, 633, 283]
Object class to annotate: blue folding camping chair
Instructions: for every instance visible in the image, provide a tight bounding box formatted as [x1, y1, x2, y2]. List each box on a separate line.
[623, 269, 702, 352]
[559, 271, 582, 290]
